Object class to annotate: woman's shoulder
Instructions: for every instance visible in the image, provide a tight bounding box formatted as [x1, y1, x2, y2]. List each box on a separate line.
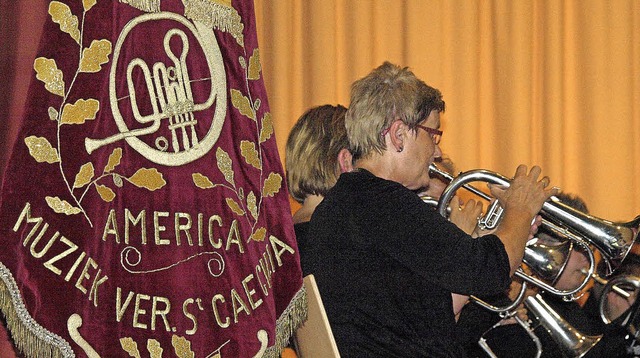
[340, 169, 413, 195]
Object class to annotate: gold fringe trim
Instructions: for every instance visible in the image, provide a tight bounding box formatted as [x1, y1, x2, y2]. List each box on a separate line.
[183, 0, 245, 47]
[0, 262, 75, 357]
[1, 259, 307, 357]
[119, 0, 161, 13]
[263, 285, 308, 358]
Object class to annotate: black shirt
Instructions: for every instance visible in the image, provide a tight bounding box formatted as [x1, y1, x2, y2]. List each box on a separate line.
[306, 169, 511, 357]
[294, 221, 311, 276]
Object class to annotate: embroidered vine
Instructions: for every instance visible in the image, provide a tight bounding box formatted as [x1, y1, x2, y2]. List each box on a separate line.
[28, 0, 167, 228]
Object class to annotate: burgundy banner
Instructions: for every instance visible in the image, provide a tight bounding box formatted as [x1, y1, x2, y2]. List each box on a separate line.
[0, 1, 305, 357]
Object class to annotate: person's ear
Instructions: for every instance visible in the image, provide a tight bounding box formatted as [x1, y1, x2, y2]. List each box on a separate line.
[337, 148, 353, 173]
[387, 120, 406, 153]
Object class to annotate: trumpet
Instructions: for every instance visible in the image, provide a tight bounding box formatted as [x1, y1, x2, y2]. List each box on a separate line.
[593, 273, 640, 325]
[521, 234, 595, 300]
[429, 164, 640, 276]
[478, 314, 543, 358]
[525, 294, 603, 357]
[477, 294, 602, 358]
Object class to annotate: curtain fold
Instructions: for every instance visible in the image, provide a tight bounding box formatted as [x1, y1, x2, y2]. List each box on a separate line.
[255, 0, 640, 221]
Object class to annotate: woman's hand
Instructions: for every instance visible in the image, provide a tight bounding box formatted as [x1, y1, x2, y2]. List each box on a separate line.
[528, 215, 543, 240]
[489, 165, 558, 219]
[449, 196, 483, 235]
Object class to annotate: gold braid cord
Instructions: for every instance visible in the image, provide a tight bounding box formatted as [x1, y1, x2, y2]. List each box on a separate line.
[264, 286, 307, 357]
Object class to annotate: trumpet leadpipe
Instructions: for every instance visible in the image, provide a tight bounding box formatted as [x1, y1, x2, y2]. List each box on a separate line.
[583, 269, 632, 299]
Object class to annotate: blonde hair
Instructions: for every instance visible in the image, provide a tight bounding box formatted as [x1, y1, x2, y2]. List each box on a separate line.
[285, 105, 349, 203]
[345, 62, 445, 160]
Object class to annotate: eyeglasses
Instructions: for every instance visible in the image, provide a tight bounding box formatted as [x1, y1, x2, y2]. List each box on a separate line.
[415, 124, 443, 145]
[380, 122, 443, 145]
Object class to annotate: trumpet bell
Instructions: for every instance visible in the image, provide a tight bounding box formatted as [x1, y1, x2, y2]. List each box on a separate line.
[523, 239, 573, 285]
[525, 294, 602, 358]
[543, 198, 640, 275]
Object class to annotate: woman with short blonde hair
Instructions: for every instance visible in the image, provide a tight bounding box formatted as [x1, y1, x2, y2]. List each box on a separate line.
[285, 104, 349, 205]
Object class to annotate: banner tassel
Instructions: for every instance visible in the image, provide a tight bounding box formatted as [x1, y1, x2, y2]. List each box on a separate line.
[264, 285, 308, 358]
[0, 263, 74, 358]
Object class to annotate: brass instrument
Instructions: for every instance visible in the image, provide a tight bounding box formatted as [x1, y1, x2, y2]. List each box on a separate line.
[428, 164, 640, 356]
[427, 165, 601, 302]
[429, 164, 640, 276]
[524, 294, 602, 357]
[477, 294, 602, 358]
[478, 314, 542, 358]
[521, 236, 595, 300]
[595, 274, 640, 325]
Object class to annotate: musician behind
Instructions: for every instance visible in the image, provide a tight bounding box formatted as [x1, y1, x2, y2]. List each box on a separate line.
[284, 104, 353, 276]
[305, 61, 557, 356]
[462, 193, 640, 357]
[582, 253, 640, 357]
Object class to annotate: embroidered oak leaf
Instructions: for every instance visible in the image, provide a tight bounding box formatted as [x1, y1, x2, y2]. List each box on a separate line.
[147, 339, 163, 358]
[192, 173, 214, 189]
[48, 1, 80, 44]
[172, 335, 195, 358]
[259, 112, 273, 143]
[128, 168, 166, 191]
[96, 184, 115, 202]
[104, 148, 122, 173]
[231, 89, 256, 121]
[73, 162, 94, 188]
[61, 99, 99, 125]
[226, 198, 245, 216]
[34, 57, 65, 97]
[24, 136, 59, 163]
[48, 107, 58, 121]
[119, 337, 142, 358]
[45, 196, 81, 215]
[83, 0, 97, 11]
[262, 172, 282, 197]
[248, 48, 261, 80]
[79, 39, 112, 73]
[240, 140, 261, 169]
[247, 191, 258, 220]
[216, 148, 235, 186]
[250, 227, 266, 242]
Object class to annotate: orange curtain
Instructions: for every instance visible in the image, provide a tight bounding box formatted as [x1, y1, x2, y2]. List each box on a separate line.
[254, 0, 640, 221]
